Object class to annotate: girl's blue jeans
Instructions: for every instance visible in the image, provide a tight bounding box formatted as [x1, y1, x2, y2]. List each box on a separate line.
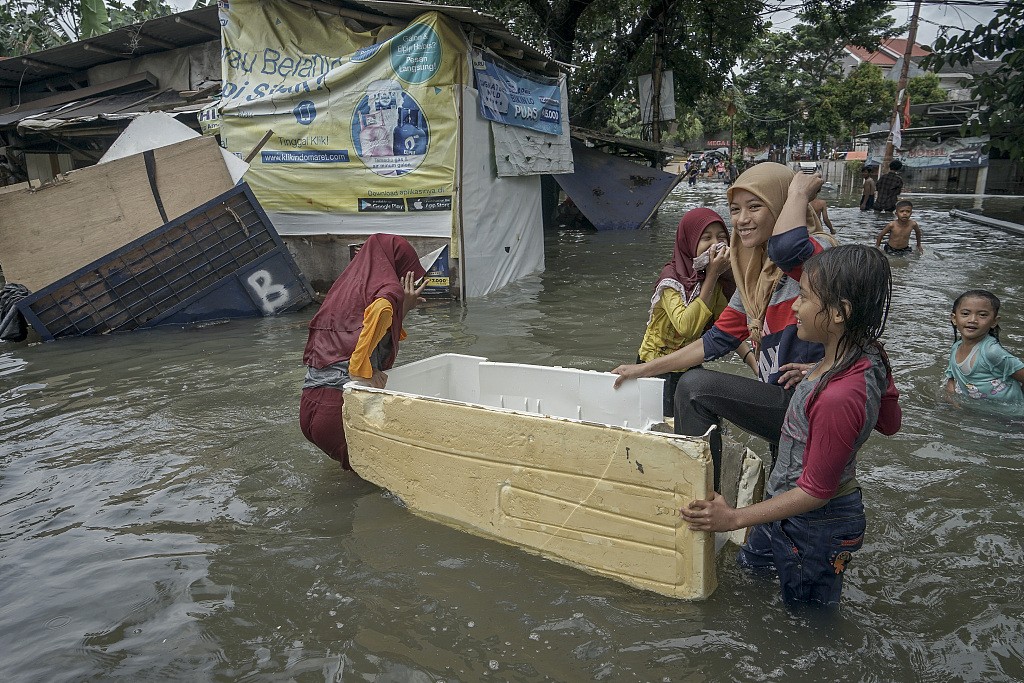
[737, 490, 866, 606]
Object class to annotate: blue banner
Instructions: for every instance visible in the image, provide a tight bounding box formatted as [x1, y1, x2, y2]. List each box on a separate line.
[472, 49, 562, 135]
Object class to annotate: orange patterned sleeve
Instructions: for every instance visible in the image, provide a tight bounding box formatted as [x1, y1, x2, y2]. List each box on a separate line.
[348, 298, 394, 378]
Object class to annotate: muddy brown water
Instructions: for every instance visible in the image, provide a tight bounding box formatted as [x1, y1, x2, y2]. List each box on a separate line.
[2, 179, 1023, 681]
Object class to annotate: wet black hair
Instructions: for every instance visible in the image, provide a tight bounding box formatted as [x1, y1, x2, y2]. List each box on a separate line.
[802, 244, 892, 401]
[889, 160, 903, 171]
[950, 289, 1001, 342]
[895, 199, 913, 210]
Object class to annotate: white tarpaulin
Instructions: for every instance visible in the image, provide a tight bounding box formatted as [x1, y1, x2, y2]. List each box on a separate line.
[492, 75, 573, 177]
[461, 88, 544, 298]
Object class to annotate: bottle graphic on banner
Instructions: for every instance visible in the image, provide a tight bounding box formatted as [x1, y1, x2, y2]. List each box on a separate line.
[394, 108, 427, 156]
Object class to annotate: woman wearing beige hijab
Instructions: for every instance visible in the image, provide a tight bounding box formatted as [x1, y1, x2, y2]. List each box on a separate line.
[613, 163, 833, 489]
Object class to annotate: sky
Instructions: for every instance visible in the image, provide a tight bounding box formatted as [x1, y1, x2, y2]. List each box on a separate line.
[767, 1, 999, 48]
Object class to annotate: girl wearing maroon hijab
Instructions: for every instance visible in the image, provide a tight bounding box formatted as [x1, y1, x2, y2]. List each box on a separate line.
[635, 208, 754, 419]
[300, 233, 427, 469]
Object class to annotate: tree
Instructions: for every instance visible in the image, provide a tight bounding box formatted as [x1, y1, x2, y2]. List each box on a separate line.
[730, 0, 899, 157]
[81, 0, 111, 39]
[448, 0, 766, 130]
[923, 3, 1022, 159]
[0, 0, 175, 57]
[824, 62, 895, 140]
[0, 1, 75, 56]
[906, 72, 946, 105]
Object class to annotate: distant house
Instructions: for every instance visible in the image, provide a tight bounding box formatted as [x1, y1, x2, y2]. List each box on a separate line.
[840, 39, 932, 79]
[841, 38, 1000, 99]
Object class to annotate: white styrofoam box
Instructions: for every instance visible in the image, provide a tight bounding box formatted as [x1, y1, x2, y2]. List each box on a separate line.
[383, 354, 664, 430]
[385, 353, 485, 404]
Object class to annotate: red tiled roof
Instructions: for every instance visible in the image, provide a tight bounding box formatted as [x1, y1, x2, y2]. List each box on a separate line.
[880, 38, 931, 58]
[845, 38, 930, 67]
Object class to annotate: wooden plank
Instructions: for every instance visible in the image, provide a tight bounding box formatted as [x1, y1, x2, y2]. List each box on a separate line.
[0, 136, 234, 291]
[0, 72, 158, 116]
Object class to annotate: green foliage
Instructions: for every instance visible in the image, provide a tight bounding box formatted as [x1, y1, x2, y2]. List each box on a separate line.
[81, 0, 111, 39]
[906, 72, 946, 105]
[924, 2, 1024, 160]
[0, 1, 75, 56]
[824, 62, 896, 138]
[0, 0, 174, 57]
[606, 93, 644, 138]
[107, 1, 176, 31]
[445, 0, 765, 130]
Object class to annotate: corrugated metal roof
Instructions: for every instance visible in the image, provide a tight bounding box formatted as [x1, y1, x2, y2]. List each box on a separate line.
[0, 6, 219, 87]
[1, 90, 199, 134]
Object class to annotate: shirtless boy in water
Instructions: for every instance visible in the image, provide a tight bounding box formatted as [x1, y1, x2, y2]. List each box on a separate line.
[875, 200, 924, 255]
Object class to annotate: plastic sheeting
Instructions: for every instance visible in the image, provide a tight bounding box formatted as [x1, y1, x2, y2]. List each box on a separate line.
[266, 209, 452, 238]
[460, 88, 544, 298]
[492, 75, 573, 177]
[554, 141, 682, 230]
[87, 42, 220, 92]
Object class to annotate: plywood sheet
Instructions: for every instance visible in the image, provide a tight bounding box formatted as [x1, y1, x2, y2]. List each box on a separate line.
[0, 136, 234, 291]
[344, 388, 717, 600]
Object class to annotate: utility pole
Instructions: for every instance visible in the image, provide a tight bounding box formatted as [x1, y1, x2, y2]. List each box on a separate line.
[727, 100, 736, 164]
[881, 0, 922, 175]
[651, 23, 664, 148]
[785, 119, 792, 165]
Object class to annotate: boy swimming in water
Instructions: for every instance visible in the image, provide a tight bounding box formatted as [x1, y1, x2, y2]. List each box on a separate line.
[874, 200, 923, 255]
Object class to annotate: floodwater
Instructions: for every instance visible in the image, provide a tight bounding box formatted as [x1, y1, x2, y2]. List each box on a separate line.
[2, 178, 1023, 682]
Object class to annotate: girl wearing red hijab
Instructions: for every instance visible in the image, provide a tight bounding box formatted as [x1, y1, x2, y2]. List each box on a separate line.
[636, 208, 754, 419]
[300, 233, 427, 469]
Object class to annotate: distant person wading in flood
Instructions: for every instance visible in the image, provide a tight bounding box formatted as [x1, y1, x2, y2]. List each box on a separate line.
[860, 167, 877, 211]
[875, 160, 904, 213]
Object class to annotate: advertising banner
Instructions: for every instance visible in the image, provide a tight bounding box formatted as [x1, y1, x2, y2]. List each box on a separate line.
[867, 135, 990, 169]
[472, 49, 562, 135]
[219, 0, 464, 222]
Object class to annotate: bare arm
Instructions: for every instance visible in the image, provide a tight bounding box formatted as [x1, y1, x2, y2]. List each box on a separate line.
[736, 341, 757, 374]
[680, 486, 827, 533]
[774, 172, 824, 236]
[821, 206, 834, 233]
[1013, 367, 1024, 390]
[875, 224, 893, 248]
[401, 271, 427, 316]
[914, 222, 924, 253]
[612, 337, 706, 389]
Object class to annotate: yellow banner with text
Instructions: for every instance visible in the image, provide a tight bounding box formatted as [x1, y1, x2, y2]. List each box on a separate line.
[220, 0, 464, 216]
